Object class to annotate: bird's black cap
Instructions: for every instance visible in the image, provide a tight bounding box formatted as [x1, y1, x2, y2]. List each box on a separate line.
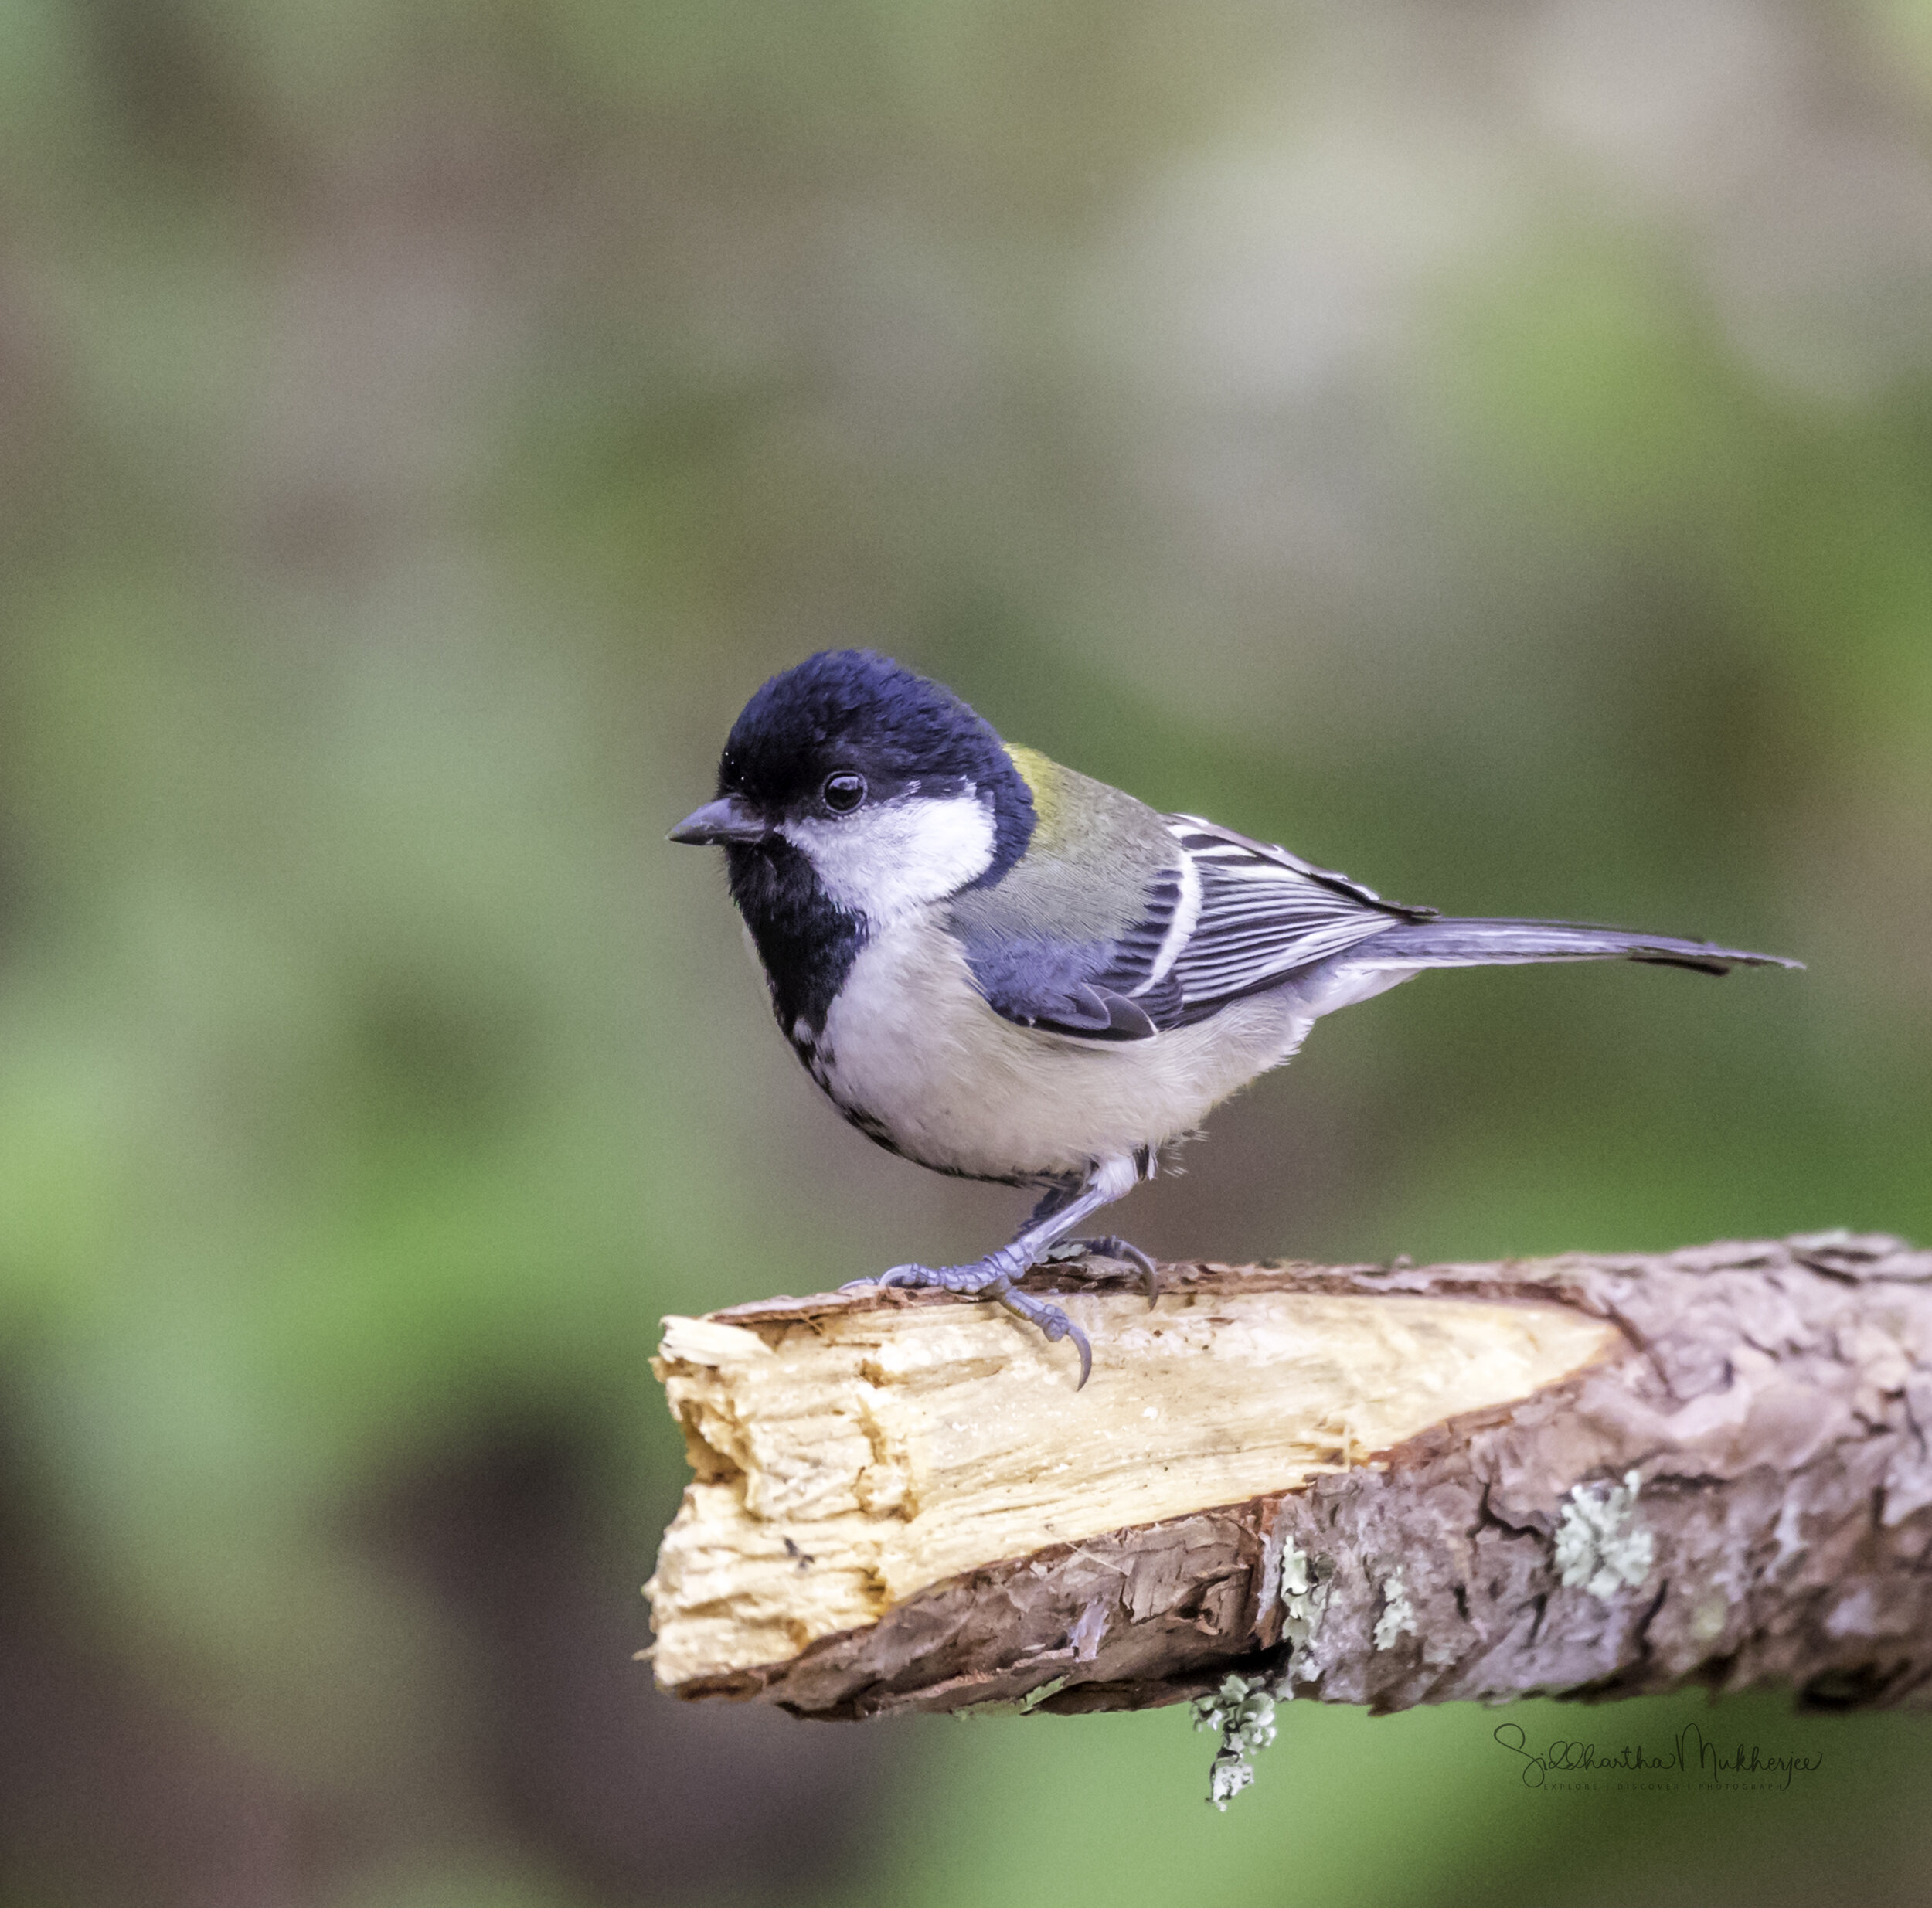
[718, 649, 1034, 876]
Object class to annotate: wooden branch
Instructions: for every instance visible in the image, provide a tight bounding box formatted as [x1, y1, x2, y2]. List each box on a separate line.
[643, 1233, 1932, 1720]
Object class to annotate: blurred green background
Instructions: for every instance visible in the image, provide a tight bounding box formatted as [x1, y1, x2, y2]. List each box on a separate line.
[1, 0, 1930, 1901]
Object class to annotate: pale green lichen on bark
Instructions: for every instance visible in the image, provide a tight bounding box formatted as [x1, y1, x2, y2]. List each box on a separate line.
[1274, 1534, 1332, 1697]
[1017, 1675, 1068, 1712]
[1191, 1672, 1281, 1810]
[1279, 1536, 1329, 1655]
[1372, 1566, 1417, 1650]
[1554, 1469, 1654, 1600]
[956, 1674, 1069, 1719]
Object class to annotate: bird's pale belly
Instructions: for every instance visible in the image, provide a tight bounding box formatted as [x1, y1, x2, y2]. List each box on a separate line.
[802, 915, 1315, 1181]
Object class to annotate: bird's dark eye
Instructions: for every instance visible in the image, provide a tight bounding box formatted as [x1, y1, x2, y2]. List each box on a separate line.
[822, 772, 866, 814]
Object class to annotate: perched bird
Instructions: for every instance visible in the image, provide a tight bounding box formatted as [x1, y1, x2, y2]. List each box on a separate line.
[672, 649, 1798, 1384]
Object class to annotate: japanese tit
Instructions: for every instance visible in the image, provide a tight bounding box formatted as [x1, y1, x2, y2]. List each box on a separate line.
[672, 649, 1798, 1384]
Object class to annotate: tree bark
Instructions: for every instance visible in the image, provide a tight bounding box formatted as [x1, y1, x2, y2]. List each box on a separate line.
[644, 1232, 1932, 1720]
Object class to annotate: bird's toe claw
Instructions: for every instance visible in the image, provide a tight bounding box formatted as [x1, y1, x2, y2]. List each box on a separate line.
[994, 1287, 1094, 1389]
[1048, 1235, 1162, 1308]
[863, 1260, 1011, 1295]
[847, 1255, 1095, 1383]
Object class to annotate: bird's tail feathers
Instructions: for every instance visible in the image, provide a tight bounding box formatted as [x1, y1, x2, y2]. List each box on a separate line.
[1335, 917, 1801, 978]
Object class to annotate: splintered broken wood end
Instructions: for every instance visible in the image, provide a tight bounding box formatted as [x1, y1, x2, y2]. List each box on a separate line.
[643, 1261, 1623, 1703]
[643, 1237, 1932, 1720]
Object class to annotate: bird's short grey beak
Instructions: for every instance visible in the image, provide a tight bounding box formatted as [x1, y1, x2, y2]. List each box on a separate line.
[668, 795, 770, 845]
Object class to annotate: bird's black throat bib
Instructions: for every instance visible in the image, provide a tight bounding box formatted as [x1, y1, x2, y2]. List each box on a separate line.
[725, 837, 864, 1038]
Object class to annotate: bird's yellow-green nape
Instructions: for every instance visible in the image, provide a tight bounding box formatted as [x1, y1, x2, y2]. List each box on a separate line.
[1003, 743, 1069, 845]
[976, 741, 1179, 937]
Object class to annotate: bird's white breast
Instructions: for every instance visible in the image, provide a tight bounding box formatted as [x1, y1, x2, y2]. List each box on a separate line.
[809, 910, 1321, 1181]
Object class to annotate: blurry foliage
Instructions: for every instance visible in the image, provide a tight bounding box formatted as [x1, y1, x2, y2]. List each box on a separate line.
[0, 0, 1929, 1904]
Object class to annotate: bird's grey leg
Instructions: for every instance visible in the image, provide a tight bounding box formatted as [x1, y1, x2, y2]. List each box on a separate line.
[1042, 1145, 1162, 1304]
[842, 1158, 1141, 1387]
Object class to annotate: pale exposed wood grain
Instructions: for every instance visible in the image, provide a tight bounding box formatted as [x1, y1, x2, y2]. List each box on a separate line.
[647, 1287, 1623, 1688]
[644, 1235, 1932, 1719]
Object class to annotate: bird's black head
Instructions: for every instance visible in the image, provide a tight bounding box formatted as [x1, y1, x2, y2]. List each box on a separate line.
[725, 650, 1029, 842]
[670, 651, 1035, 1034]
[672, 650, 1033, 871]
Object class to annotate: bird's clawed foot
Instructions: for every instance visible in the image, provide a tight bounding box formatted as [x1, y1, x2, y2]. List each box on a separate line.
[1046, 1234, 1162, 1308]
[840, 1256, 1094, 1389]
[987, 1280, 1092, 1390]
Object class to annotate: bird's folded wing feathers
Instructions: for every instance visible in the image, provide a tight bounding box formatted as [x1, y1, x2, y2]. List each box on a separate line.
[959, 815, 1429, 1041]
[957, 866, 1184, 1041]
[1160, 816, 1434, 1024]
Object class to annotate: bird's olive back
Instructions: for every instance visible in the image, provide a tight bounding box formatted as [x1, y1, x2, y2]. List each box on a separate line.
[951, 747, 1178, 943]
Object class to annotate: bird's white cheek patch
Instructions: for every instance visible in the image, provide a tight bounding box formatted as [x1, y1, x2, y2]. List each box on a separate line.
[781, 796, 995, 923]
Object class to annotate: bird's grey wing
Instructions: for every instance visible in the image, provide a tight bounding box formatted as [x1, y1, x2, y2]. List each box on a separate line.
[1161, 815, 1436, 1025]
[954, 865, 1187, 1042]
[956, 815, 1434, 1039]
[961, 804, 1794, 1042]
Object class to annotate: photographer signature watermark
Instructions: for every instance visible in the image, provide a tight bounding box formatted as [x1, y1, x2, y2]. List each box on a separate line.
[1492, 1720, 1825, 1792]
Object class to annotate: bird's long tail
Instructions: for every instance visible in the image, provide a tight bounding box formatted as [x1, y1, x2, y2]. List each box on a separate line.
[1338, 918, 1801, 978]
